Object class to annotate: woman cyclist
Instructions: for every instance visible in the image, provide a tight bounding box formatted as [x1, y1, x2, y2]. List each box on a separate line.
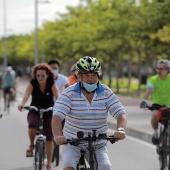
[18, 63, 59, 170]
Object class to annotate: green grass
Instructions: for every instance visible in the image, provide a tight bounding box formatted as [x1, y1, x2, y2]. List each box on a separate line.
[100, 77, 146, 98]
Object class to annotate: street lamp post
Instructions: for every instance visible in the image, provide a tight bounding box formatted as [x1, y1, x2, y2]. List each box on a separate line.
[34, 0, 39, 65]
[3, 0, 7, 70]
[34, 0, 50, 65]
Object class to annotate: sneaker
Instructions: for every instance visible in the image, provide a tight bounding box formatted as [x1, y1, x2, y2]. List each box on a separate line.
[152, 131, 158, 145]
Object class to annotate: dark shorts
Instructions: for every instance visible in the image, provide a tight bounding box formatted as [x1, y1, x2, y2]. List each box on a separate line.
[152, 104, 165, 110]
[27, 111, 53, 141]
[3, 87, 11, 94]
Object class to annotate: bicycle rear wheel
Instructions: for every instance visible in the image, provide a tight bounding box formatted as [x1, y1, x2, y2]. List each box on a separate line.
[34, 141, 45, 170]
[5, 93, 10, 114]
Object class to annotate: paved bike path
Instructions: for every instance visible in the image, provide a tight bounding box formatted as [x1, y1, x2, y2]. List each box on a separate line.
[16, 77, 153, 144]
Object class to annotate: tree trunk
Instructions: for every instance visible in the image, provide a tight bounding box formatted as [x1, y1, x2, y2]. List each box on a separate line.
[126, 55, 132, 95]
[108, 59, 112, 88]
[137, 50, 142, 96]
[115, 59, 119, 93]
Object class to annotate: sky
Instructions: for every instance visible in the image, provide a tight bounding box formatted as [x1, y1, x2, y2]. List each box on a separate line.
[0, 0, 80, 37]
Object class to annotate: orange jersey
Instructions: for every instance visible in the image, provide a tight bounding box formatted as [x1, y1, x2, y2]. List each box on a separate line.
[68, 75, 77, 85]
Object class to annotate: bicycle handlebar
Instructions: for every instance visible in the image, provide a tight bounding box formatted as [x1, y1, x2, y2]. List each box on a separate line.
[62, 134, 119, 145]
[144, 104, 170, 122]
[144, 104, 165, 111]
[24, 106, 53, 112]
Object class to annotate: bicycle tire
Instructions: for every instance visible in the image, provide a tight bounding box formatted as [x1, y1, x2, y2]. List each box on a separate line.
[161, 129, 169, 170]
[34, 141, 44, 170]
[168, 131, 170, 170]
[6, 93, 10, 114]
[158, 126, 164, 170]
[52, 143, 59, 166]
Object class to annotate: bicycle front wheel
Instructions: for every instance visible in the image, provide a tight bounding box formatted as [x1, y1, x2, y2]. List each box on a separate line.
[168, 130, 170, 170]
[159, 128, 170, 170]
[34, 141, 44, 170]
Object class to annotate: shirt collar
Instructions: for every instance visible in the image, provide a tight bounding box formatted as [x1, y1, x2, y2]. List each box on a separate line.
[74, 82, 104, 94]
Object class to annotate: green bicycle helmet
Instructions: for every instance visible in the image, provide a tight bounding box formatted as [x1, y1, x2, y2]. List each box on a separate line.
[76, 56, 101, 74]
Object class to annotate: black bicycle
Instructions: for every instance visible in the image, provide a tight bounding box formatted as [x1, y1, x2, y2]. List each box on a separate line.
[62, 130, 119, 170]
[4, 90, 11, 114]
[146, 105, 170, 170]
[24, 106, 53, 170]
[52, 142, 60, 166]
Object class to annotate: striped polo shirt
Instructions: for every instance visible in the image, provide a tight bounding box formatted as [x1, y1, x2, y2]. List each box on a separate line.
[53, 82, 126, 139]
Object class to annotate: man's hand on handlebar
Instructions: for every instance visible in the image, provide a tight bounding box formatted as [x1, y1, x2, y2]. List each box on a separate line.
[18, 104, 24, 111]
[54, 135, 67, 145]
[114, 130, 126, 141]
[140, 100, 147, 108]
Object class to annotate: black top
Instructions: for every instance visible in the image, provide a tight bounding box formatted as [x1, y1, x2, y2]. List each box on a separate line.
[30, 78, 54, 115]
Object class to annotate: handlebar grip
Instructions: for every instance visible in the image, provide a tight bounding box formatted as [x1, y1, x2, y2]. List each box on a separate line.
[62, 139, 71, 145]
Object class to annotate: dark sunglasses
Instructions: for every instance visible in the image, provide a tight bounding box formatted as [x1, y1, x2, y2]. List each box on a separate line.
[156, 68, 167, 71]
[36, 74, 46, 77]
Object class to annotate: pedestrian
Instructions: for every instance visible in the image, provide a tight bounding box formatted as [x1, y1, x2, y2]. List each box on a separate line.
[140, 59, 170, 145]
[52, 56, 127, 170]
[18, 63, 59, 170]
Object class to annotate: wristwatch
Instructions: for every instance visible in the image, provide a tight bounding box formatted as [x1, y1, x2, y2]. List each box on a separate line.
[117, 127, 125, 132]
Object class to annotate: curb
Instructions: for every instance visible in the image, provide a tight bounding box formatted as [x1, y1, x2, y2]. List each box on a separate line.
[107, 121, 152, 144]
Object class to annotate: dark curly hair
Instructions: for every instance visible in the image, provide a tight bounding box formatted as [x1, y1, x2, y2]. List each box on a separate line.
[31, 63, 55, 79]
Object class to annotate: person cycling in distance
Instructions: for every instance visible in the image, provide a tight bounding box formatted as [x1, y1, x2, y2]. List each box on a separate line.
[52, 56, 127, 170]
[2, 66, 16, 110]
[68, 64, 80, 85]
[140, 59, 170, 145]
[18, 63, 59, 170]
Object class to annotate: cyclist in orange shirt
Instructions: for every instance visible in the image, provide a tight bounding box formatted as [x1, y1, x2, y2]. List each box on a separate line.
[68, 64, 79, 85]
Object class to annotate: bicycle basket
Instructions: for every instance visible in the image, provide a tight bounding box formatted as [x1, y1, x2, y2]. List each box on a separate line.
[158, 107, 170, 121]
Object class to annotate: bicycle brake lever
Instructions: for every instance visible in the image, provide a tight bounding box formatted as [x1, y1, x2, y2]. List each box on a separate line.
[110, 138, 116, 144]
[109, 135, 119, 144]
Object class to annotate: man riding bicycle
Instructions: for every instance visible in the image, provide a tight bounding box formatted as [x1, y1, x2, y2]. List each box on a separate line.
[52, 56, 127, 170]
[140, 59, 170, 145]
[2, 66, 16, 110]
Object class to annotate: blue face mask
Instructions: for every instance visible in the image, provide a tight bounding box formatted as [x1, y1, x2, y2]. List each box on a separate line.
[53, 70, 58, 76]
[82, 82, 98, 92]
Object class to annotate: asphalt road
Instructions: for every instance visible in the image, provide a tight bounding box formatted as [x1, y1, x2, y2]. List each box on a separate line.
[0, 93, 160, 170]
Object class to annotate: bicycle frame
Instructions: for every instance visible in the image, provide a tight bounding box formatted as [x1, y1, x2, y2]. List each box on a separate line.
[77, 139, 97, 170]
[63, 130, 118, 170]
